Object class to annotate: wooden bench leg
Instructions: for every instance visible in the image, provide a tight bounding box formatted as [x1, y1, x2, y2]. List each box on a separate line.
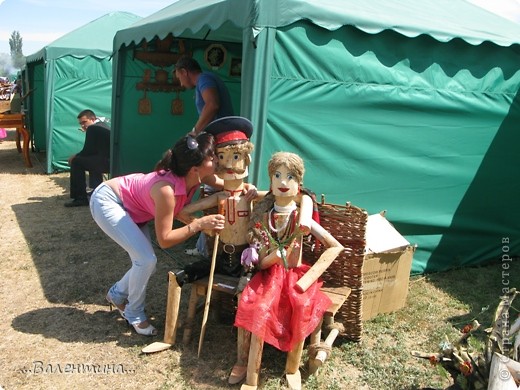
[182, 284, 201, 345]
[163, 272, 182, 345]
[308, 314, 341, 375]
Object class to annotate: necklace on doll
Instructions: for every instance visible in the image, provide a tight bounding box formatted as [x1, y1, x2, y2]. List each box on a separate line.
[268, 202, 297, 233]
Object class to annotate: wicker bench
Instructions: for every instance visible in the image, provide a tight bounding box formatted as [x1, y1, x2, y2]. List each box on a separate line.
[0, 113, 32, 168]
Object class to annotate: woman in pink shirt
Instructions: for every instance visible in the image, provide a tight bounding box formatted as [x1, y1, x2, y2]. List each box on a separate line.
[90, 133, 225, 336]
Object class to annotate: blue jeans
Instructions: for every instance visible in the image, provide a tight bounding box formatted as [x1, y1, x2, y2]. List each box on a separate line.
[196, 232, 209, 258]
[89, 184, 156, 325]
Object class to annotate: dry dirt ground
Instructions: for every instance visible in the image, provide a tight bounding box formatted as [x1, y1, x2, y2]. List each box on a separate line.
[6, 129, 515, 390]
[0, 130, 269, 390]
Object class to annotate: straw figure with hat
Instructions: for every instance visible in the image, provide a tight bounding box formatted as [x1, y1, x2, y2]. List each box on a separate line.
[178, 116, 265, 382]
[178, 116, 260, 284]
[142, 116, 263, 381]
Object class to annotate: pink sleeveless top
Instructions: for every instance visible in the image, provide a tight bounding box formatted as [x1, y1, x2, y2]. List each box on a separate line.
[117, 170, 197, 224]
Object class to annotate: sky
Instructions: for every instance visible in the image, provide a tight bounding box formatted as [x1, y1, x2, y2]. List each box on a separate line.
[0, 0, 519, 57]
[0, 0, 177, 56]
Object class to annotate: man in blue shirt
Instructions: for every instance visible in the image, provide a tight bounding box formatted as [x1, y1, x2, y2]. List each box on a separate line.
[174, 55, 235, 257]
[174, 55, 234, 136]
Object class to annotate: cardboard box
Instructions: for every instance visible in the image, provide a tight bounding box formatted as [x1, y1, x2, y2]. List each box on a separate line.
[361, 213, 415, 321]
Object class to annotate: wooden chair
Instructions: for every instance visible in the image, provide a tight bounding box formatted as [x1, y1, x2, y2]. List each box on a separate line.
[182, 273, 239, 345]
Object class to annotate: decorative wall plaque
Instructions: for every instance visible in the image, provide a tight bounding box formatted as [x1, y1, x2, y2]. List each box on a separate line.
[204, 44, 226, 69]
[230, 57, 242, 77]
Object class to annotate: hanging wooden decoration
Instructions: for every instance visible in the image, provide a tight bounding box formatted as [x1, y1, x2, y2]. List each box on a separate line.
[138, 89, 151, 115]
[171, 91, 183, 115]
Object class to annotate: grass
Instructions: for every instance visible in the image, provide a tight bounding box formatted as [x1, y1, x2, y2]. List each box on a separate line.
[151, 239, 518, 389]
[148, 255, 519, 390]
[325, 260, 520, 390]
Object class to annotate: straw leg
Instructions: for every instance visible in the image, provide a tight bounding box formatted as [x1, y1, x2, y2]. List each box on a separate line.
[228, 327, 251, 384]
[240, 334, 264, 390]
[285, 340, 304, 390]
[237, 327, 251, 366]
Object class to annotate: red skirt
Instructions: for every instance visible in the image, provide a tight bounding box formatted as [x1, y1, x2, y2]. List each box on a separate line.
[234, 263, 331, 352]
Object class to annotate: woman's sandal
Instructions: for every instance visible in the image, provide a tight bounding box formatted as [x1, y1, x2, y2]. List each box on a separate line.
[106, 292, 156, 336]
[106, 293, 126, 320]
[132, 322, 157, 336]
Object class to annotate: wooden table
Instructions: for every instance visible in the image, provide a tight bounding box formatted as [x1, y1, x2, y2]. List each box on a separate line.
[0, 113, 33, 167]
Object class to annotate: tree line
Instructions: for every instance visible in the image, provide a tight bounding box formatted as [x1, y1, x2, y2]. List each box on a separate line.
[0, 31, 25, 77]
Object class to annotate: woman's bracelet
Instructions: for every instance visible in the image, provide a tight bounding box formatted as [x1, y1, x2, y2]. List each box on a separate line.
[187, 223, 194, 234]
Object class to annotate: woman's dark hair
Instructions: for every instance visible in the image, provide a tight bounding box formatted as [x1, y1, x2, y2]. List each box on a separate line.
[154, 132, 215, 176]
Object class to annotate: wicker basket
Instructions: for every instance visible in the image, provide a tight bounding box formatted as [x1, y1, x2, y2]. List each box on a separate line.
[302, 199, 367, 342]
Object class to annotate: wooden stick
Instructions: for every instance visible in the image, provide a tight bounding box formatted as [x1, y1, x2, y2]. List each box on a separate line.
[197, 200, 225, 358]
[197, 232, 219, 358]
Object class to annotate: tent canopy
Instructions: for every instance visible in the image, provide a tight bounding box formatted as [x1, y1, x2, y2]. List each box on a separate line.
[27, 11, 142, 62]
[111, 0, 520, 274]
[114, 0, 520, 49]
[25, 12, 141, 173]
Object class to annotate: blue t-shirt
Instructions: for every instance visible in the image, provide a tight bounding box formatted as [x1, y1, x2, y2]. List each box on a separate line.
[195, 72, 234, 118]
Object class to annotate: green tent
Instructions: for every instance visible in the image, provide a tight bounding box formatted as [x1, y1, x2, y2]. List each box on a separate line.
[24, 11, 141, 173]
[112, 0, 520, 274]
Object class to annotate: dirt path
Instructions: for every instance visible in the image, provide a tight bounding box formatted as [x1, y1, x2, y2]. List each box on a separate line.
[0, 131, 243, 390]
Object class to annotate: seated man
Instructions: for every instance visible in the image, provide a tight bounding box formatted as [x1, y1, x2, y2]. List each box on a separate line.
[65, 109, 110, 207]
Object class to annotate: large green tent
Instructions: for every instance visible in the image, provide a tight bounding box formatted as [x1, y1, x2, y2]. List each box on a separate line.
[25, 11, 141, 173]
[111, 0, 520, 274]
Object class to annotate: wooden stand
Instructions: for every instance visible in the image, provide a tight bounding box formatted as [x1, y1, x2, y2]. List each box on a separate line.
[141, 271, 181, 354]
[182, 274, 239, 345]
[0, 113, 32, 168]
